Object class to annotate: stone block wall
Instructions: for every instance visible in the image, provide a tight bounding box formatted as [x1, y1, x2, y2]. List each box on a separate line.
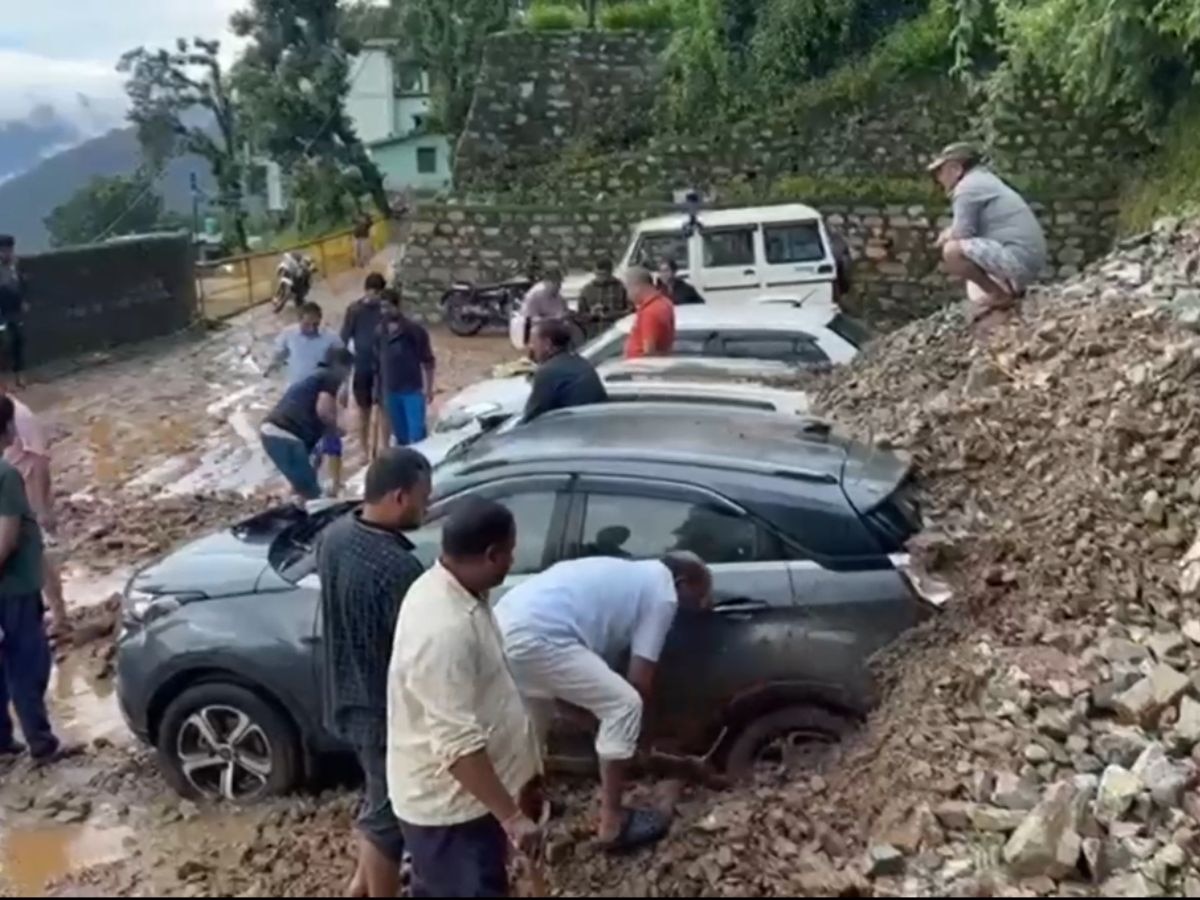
[455, 31, 668, 191]
[399, 196, 1118, 330]
[21, 234, 197, 367]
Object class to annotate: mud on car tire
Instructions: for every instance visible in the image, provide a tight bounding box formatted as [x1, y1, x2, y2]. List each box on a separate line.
[723, 704, 855, 780]
[157, 683, 301, 803]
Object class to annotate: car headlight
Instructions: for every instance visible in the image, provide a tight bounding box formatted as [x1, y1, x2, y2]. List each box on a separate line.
[124, 589, 201, 629]
[435, 402, 501, 433]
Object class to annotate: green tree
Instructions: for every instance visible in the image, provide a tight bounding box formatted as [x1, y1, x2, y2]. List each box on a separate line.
[118, 38, 249, 251]
[402, 0, 515, 133]
[44, 172, 168, 248]
[232, 0, 391, 217]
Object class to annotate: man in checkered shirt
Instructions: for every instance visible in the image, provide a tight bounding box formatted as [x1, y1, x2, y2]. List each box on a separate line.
[318, 448, 432, 897]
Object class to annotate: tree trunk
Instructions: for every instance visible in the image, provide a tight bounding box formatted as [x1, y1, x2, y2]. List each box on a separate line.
[587, 0, 600, 28]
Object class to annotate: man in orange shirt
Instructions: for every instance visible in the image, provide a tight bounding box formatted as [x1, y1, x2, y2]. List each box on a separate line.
[622, 268, 675, 359]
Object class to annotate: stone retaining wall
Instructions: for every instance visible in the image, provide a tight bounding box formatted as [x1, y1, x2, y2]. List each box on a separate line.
[21, 234, 197, 367]
[400, 196, 1118, 330]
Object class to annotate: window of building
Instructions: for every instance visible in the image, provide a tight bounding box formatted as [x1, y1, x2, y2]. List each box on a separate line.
[411, 114, 426, 132]
[395, 63, 425, 96]
[416, 146, 438, 175]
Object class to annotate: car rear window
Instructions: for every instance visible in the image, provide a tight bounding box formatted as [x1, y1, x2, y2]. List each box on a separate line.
[828, 313, 872, 349]
[715, 333, 829, 366]
[763, 221, 826, 264]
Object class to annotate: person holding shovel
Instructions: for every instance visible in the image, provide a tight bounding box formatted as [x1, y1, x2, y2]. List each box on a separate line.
[495, 552, 713, 852]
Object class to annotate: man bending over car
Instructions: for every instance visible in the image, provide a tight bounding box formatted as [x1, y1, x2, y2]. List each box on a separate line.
[495, 553, 712, 853]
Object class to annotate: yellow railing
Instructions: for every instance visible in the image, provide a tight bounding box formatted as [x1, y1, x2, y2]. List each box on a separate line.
[196, 219, 391, 320]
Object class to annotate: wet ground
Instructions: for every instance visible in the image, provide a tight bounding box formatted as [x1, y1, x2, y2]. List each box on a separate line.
[0, 257, 514, 896]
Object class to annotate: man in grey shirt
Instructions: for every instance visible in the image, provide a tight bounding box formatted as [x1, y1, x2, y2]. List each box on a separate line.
[928, 142, 1047, 330]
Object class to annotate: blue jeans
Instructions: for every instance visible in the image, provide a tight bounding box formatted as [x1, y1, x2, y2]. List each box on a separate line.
[0, 591, 58, 758]
[261, 431, 321, 500]
[385, 391, 427, 446]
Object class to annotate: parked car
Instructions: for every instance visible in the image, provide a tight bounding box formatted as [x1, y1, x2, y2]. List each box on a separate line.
[402, 380, 815, 471]
[116, 405, 942, 802]
[557, 203, 844, 311]
[440, 304, 863, 436]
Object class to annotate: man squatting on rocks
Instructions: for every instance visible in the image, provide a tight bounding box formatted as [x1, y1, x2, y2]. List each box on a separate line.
[388, 498, 545, 897]
[318, 448, 432, 897]
[496, 554, 714, 851]
[927, 141, 1047, 335]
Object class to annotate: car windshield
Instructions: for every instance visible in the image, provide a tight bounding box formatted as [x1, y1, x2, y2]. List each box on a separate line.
[828, 313, 873, 349]
[267, 501, 357, 582]
[630, 230, 688, 270]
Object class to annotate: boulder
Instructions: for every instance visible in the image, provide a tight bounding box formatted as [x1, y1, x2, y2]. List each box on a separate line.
[1100, 872, 1155, 898]
[992, 772, 1041, 811]
[969, 806, 1027, 833]
[934, 801, 975, 831]
[1095, 766, 1142, 824]
[864, 844, 905, 878]
[1132, 742, 1194, 808]
[1003, 780, 1087, 878]
[1094, 727, 1151, 767]
[1174, 696, 1200, 751]
[1182, 619, 1200, 645]
[1113, 665, 1190, 725]
[1146, 631, 1187, 663]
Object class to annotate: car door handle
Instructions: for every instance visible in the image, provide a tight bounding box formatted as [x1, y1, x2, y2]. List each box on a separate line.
[743, 269, 756, 276]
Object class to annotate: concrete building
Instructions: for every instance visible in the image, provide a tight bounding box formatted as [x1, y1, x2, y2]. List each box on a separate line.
[347, 39, 453, 194]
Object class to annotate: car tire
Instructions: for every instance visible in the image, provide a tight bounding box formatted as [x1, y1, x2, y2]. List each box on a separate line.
[722, 704, 854, 780]
[156, 682, 301, 803]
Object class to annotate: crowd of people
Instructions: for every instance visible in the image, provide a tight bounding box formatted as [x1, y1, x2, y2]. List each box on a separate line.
[319, 447, 715, 897]
[259, 272, 437, 501]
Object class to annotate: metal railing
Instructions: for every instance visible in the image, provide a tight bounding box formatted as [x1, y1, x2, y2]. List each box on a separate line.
[195, 219, 391, 320]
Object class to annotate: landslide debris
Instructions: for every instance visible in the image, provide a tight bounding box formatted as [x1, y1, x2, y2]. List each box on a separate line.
[52, 221, 1200, 897]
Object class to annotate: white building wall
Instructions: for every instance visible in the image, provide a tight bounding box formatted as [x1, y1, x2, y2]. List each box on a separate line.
[346, 48, 395, 145]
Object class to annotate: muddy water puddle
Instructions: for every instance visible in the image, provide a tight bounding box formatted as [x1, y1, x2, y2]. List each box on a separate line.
[0, 823, 134, 896]
[50, 655, 124, 748]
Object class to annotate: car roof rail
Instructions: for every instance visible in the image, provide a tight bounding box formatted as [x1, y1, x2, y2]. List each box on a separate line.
[456, 448, 839, 484]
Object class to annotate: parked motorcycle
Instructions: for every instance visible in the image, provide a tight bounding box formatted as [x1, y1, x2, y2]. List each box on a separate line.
[440, 276, 532, 337]
[273, 252, 317, 313]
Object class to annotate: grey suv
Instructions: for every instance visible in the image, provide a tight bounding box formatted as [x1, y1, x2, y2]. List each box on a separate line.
[116, 403, 934, 802]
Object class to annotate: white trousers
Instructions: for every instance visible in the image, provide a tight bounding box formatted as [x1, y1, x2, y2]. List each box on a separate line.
[505, 635, 642, 762]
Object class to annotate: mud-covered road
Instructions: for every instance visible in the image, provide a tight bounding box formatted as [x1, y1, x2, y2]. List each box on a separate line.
[0, 261, 514, 896]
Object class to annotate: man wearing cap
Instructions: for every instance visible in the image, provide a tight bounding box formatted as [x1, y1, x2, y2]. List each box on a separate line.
[927, 142, 1047, 333]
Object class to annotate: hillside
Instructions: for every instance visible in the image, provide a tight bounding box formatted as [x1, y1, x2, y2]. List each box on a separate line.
[0, 127, 214, 252]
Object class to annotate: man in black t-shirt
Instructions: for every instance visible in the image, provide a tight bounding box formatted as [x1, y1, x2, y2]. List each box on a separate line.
[341, 273, 388, 459]
[260, 347, 353, 499]
[657, 258, 705, 306]
[318, 448, 431, 897]
[523, 319, 607, 422]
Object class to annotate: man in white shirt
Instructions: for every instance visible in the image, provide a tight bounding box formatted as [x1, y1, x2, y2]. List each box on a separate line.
[495, 553, 713, 852]
[388, 498, 543, 897]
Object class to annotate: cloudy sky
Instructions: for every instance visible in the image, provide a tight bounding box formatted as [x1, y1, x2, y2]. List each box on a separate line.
[0, 1, 244, 180]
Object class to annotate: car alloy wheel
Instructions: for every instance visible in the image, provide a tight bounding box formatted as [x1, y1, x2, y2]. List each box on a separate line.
[176, 705, 274, 801]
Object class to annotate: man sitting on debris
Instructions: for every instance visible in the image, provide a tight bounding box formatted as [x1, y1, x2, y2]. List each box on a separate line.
[928, 141, 1047, 333]
[523, 319, 607, 423]
[260, 347, 354, 500]
[495, 553, 713, 852]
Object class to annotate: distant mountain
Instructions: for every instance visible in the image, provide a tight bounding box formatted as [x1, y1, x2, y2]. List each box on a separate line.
[0, 127, 215, 252]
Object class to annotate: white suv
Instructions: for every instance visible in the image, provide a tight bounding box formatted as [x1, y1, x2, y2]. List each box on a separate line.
[436, 304, 865, 436]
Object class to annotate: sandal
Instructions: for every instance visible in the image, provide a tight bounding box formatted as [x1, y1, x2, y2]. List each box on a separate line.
[599, 807, 671, 856]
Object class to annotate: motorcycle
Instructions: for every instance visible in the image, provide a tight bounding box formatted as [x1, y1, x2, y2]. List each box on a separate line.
[273, 253, 317, 313]
[440, 275, 533, 337]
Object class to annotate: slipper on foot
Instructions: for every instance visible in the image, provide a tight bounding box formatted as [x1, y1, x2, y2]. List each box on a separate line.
[599, 807, 671, 856]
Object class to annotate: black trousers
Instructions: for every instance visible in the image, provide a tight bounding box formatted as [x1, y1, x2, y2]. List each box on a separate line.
[400, 814, 509, 898]
[3, 318, 24, 374]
